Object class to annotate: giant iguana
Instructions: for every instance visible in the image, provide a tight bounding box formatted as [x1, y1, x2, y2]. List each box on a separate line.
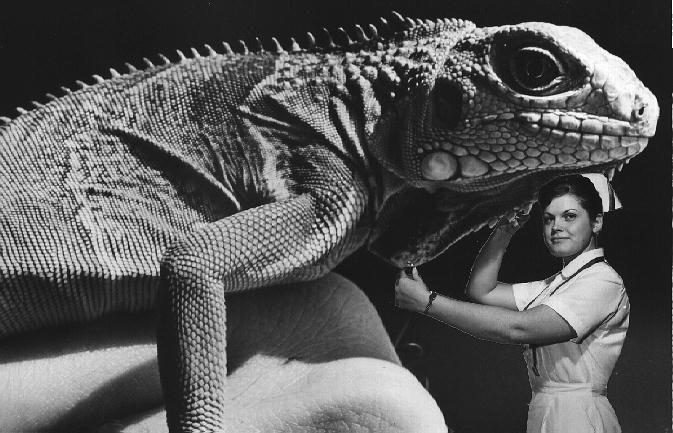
[0, 13, 659, 432]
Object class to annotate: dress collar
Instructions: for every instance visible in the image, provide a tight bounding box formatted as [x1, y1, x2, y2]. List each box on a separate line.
[560, 248, 605, 279]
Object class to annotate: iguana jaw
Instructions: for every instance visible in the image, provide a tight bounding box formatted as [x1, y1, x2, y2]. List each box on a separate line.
[368, 164, 617, 267]
[416, 124, 650, 193]
[408, 75, 657, 192]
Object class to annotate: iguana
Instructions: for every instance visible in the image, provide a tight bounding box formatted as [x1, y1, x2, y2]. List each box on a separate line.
[0, 12, 658, 432]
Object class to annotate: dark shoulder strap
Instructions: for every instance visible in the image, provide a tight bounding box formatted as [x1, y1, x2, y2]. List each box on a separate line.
[523, 256, 605, 310]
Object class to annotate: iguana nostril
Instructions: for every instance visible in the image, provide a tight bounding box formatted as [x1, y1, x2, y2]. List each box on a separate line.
[633, 103, 646, 121]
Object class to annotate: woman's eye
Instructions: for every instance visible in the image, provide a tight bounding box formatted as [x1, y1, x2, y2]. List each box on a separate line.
[563, 213, 576, 221]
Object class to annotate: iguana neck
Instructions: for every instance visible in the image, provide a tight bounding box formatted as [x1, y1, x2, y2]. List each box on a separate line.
[339, 24, 475, 211]
[344, 52, 433, 214]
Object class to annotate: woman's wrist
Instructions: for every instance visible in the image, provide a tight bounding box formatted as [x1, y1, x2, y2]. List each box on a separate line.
[422, 291, 438, 315]
[489, 226, 515, 243]
[412, 290, 431, 313]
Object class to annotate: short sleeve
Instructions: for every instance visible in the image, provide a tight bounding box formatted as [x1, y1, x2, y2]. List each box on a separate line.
[512, 280, 547, 311]
[542, 266, 624, 343]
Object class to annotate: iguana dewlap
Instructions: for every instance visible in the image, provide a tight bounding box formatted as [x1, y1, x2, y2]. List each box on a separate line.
[0, 13, 658, 432]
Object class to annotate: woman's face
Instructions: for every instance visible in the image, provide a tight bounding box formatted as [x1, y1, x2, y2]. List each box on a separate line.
[542, 193, 602, 261]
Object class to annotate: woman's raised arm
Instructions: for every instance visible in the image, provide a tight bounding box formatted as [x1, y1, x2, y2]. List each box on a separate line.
[465, 215, 528, 310]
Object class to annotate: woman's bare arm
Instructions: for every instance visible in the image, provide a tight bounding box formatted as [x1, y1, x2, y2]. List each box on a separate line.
[424, 292, 574, 345]
[465, 216, 528, 310]
[395, 269, 575, 345]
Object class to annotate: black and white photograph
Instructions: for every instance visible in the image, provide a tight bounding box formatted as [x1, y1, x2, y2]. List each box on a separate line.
[0, 1, 669, 432]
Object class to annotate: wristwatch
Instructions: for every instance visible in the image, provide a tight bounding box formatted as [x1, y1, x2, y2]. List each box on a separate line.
[423, 291, 438, 315]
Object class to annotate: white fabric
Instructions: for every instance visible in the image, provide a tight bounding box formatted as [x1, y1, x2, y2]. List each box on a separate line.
[512, 248, 629, 433]
[580, 173, 622, 212]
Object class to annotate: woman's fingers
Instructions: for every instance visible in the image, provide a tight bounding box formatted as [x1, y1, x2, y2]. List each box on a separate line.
[415, 268, 427, 284]
[494, 210, 530, 234]
[395, 273, 414, 307]
[517, 212, 531, 225]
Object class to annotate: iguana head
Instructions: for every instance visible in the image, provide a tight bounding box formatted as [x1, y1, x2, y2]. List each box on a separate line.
[365, 17, 659, 267]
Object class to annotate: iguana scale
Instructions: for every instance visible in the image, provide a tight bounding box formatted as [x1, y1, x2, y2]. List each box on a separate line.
[0, 13, 659, 432]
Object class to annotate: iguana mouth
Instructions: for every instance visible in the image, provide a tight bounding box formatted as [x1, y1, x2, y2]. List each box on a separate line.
[417, 111, 650, 190]
[370, 161, 625, 267]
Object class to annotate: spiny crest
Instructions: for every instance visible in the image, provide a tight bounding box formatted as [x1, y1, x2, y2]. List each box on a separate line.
[271, 12, 474, 53]
[0, 12, 474, 125]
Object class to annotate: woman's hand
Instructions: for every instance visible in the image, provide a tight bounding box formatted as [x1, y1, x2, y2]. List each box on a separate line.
[492, 210, 531, 239]
[395, 267, 431, 313]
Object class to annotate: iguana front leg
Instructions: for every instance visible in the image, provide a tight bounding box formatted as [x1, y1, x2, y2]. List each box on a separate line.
[157, 160, 370, 431]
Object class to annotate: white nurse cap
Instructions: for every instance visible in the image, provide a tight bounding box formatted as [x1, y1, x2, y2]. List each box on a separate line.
[580, 173, 622, 213]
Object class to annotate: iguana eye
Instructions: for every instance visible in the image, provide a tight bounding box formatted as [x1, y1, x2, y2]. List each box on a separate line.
[508, 46, 565, 94]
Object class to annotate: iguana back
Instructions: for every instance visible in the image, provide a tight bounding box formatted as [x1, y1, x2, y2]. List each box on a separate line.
[0, 50, 368, 334]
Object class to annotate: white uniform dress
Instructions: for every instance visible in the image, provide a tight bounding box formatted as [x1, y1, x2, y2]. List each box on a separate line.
[512, 248, 629, 433]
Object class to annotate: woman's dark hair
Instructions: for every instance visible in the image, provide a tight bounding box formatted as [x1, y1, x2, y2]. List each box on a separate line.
[538, 175, 602, 220]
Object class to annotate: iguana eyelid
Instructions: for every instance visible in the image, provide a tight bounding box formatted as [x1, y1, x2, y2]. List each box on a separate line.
[508, 46, 566, 94]
[487, 29, 587, 98]
[534, 76, 570, 96]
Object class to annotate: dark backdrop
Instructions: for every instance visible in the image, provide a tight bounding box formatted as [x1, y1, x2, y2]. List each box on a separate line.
[0, 1, 669, 432]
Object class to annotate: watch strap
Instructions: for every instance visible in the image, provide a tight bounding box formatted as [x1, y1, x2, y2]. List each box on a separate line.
[423, 291, 438, 315]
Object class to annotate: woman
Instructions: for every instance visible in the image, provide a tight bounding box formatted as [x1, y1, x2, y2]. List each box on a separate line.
[395, 174, 629, 433]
